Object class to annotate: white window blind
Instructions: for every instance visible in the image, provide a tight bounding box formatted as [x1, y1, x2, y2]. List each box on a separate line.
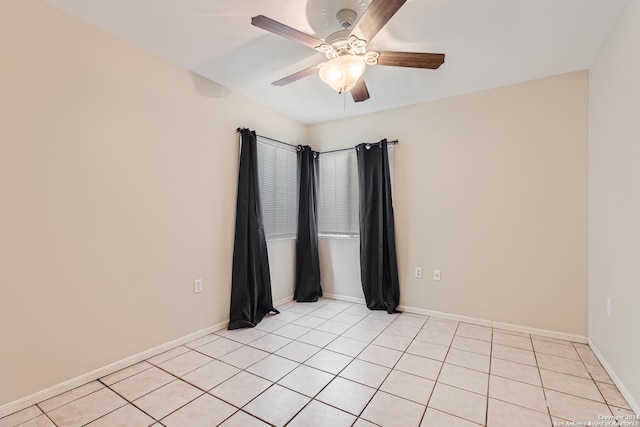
[256, 137, 297, 240]
[318, 145, 394, 238]
[318, 150, 359, 237]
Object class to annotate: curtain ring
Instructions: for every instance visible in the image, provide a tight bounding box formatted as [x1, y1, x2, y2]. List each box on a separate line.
[297, 145, 303, 152]
[313, 152, 318, 159]
[365, 144, 371, 150]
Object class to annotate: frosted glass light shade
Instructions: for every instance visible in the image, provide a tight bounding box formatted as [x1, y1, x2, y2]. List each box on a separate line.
[319, 55, 366, 94]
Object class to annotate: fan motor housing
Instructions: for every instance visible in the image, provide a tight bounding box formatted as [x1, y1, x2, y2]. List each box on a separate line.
[325, 30, 351, 46]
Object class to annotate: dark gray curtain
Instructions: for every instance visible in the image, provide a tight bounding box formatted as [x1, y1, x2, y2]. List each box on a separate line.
[356, 140, 400, 313]
[294, 146, 322, 302]
[228, 128, 278, 329]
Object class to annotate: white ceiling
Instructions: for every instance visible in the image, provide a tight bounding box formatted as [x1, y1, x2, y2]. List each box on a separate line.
[45, 0, 628, 124]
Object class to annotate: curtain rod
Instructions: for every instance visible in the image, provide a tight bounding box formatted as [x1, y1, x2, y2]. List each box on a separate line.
[236, 128, 298, 149]
[237, 128, 398, 154]
[321, 139, 399, 155]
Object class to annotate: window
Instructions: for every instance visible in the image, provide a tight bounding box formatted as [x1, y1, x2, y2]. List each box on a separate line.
[256, 137, 297, 240]
[318, 150, 359, 237]
[318, 145, 394, 238]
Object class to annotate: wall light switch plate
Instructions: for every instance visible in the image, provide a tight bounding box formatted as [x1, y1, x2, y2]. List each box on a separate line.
[194, 279, 203, 294]
[433, 270, 441, 281]
[415, 267, 422, 278]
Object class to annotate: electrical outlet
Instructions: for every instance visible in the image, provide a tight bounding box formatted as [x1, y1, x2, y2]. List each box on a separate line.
[433, 270, 441, 281]
[607, 298, 611, 316]
[194, 279, 203, 294]
[415, 267, 422, 278]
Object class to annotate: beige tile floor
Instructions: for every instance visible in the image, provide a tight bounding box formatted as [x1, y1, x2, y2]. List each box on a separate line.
[2, 298, 638, 427]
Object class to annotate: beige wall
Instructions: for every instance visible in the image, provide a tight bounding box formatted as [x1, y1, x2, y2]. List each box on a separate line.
[589, 0, 640, 410]
[0, 0, 303, 407]
[309, 71, 589, 335]
[318, 238, 363, 301]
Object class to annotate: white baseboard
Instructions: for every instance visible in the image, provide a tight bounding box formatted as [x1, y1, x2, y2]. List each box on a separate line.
[323, 295, 635, 415]
[491, 320, 588, 344]
[273, 295, 294, 308]
[398, 304, 588, 344]
[322, 293, 366, 305]
[0, 295, 294, 419]
[0, 321, 227, 419]
[398, 304, 493, 326]
[0, 294, 598, 420]
[323, 295, 587, 344]
[589, 339, 640, 416]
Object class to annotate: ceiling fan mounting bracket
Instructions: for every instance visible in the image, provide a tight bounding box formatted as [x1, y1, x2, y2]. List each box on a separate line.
[336, 9, 357, 29]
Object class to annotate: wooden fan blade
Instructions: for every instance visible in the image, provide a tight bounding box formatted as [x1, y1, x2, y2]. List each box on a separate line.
[376, 51, 445, 69]
[350, 0, 407, 42]
[351, 77, 370, 102]
[252, 15, 323, 49]
[272, 64, 320, 86]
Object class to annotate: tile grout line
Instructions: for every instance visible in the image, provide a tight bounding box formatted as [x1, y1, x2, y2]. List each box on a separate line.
[258, 302, 358, 426]
[206, 301, 365, 426]
[278, 301, 395, 426]
[483, 325, 494, 427]
[349, 312, 422, 424]
[418, 319, 458, 426]
[219, 305, 543, 426]
[40, 314, 503, 425]
[267, 304, 424, 425]
[98, 366, 206, 426]
[530, 328, 555, 427]
[573, 341, 613, 410]
[297, 304, 392, 424]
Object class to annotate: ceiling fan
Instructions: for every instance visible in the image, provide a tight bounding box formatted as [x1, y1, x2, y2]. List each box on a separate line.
[251, 0, 445, 103]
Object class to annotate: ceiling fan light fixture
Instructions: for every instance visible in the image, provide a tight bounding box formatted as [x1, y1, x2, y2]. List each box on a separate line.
[319, 55, 366, 94]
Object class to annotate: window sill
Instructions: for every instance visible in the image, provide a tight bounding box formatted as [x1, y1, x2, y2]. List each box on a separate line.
[266, 236, 296, 242]
[318, 234, 360, 240]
